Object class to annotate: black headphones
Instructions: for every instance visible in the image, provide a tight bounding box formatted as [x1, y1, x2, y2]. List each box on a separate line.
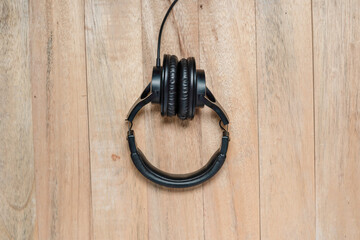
[126, 0, 230, 188]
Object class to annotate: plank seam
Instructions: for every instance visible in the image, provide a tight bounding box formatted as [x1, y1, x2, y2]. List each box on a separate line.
[310, 0, 317, 238]
[83, 0, 94, 238]
[254, 0, 261, 239]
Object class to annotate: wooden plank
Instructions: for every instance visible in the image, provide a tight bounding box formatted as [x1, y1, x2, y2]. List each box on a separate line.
[85, 0, 148, 239]
[141, 1, 205, 239]
[198, 1, 260, 239]
[0, 0, 37, 239]
[30, 0, 92, 239]
[256, 1, 315, 239]
[313, 0, 360, 239]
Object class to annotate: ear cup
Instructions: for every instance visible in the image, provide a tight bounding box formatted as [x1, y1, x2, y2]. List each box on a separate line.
[187, 57, 196, 119]
[161, 55, 170, 115]
[167, 55, 178, 116]
[177, 58, 190, 119]
[161, 54, 178, 116]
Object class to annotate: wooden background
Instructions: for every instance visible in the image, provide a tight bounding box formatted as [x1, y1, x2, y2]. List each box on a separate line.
[0, 0, 359, 239]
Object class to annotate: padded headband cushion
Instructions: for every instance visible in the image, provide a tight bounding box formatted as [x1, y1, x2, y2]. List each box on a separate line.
[167, 55, 178, 116]
[177, 58, 190, 119]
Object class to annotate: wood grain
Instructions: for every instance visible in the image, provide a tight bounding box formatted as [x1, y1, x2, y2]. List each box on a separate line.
[313, 0, 360, 239]
[30, 0, 91, 239]
[85, 0, 148, 239]
[2, 0, 360, 239]
[199, 1, 259, 239]
[141, 1, 204, 239]
[0, 0, 36, 239]
[256, 0, 315, 239]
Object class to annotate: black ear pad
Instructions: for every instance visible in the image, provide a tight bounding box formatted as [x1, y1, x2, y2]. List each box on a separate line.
[161, 54, 178, 116]
[177, 59, 190, 119]
[167, 55, 178, 116]
[187, 57, 196, 119]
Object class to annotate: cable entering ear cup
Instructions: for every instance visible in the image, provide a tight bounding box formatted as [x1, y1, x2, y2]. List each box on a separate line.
[167, 55, 178, 116]
[177, 58, 190, 119]
[126, 0, 231, 188]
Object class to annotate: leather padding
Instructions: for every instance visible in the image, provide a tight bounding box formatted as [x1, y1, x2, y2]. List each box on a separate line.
[177, 58, 189, 119]
[187, 57, 196, 119]
[167, 55, 178, 116]
[127, 129, 229, 188]
[161, 55, 170, 115]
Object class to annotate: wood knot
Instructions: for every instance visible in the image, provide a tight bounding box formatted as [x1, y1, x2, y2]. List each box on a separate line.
[111, 154, 120, 161]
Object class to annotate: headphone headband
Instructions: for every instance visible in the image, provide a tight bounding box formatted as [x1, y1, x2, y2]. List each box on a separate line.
[126, 83, 229, 188]
[125, 1, 230, 188]
[127, 130, 229, 188]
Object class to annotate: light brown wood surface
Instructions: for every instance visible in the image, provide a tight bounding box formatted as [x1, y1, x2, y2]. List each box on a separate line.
[313, 0, 360, 239]
[0, 1, 36, 239]
[0, 0, 359, 239]
[198, 1, 259, 239]
[30, 0, 91, 239]
[256, 1, 315, 239]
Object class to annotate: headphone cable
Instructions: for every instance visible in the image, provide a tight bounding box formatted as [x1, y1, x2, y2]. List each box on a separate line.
[156, 0, 179, 67]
